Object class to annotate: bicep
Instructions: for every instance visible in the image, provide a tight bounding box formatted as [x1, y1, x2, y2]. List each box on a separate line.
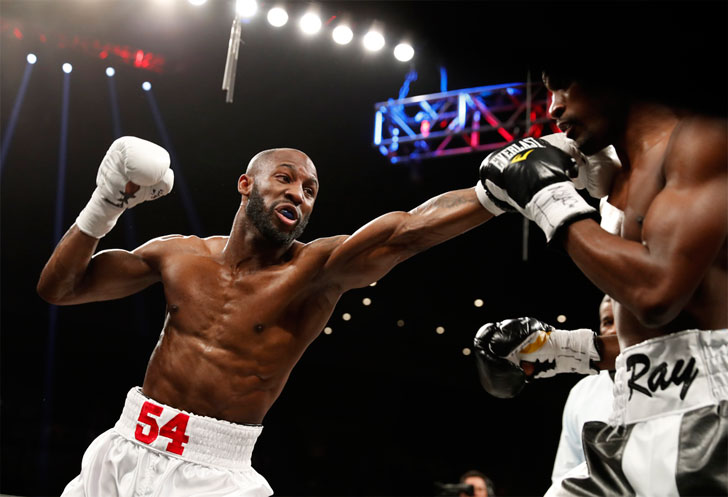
[642, 168, 727, 304]
[72, 243, 162, 303]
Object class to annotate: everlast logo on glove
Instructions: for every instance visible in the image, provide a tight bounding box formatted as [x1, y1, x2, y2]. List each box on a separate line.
[626, 354, 699, 401]
[492, 137, 546, 164]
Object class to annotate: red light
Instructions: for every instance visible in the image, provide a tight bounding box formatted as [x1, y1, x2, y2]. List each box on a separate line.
[13, 28, 23, 40]
[99, 50, 108, 59]
[326, 15, 337, 25]
[497, 128, 514, 141]
[439, 121, 448, 128]
[420, 120, 431, 138]
[134, 49, 144, 67]
[39, 34, 47, 43]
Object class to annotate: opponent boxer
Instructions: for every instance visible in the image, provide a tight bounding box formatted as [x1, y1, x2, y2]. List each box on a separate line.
[473, 69, 727, 496]
[37, 137, 494, 495]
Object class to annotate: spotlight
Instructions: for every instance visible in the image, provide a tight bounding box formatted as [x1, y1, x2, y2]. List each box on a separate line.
[396, 320, 405, 327]
[342, 312, 351, 321]
[362, 30, 385, 52]
[332, 24, 353, 45]
[267, 7, 288, 27]
[362, 298, 372, 306]
[26, 53, 37, 64]
[462, 348, 472, 356]
[557, 314, 567, 323]
[369, 281, 377, 287]
[393, 43, 414, 62]
[436, 326, 445, 335]
[188, 0, 206, 5]
[62, 63, 72, 73]
[236, 0, 257, 18]
[474, 299, 484, 308]
[142, 81, 152, 91]
[324, 326, 333, 335]
[299, 12, 321, 35]
[105, 67, 115, 77]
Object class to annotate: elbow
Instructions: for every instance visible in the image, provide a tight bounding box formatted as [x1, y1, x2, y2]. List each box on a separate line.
[36, 279, 69, 305]
[630, 288, 684, 328]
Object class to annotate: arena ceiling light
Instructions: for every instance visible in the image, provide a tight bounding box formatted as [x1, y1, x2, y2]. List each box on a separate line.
[393, 42, 414, 62]
[267, 7, 288, 27]
[236, 0, 257, 19]
[362, 29, 385, 52]
[26, 53, 37, 64]
[299, 12, 322, 35]
[105, 67, 115, 77]
[142, 81, 152, 91]
[188, 0, 206, 5]
[62, 63, 73, 73]
[332, 24, 353, 45]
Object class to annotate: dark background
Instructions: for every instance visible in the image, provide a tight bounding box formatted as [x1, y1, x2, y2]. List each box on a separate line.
[1, 1, 725, 495]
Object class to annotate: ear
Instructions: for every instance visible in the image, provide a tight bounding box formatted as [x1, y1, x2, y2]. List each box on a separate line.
[238, 174, 253, 196]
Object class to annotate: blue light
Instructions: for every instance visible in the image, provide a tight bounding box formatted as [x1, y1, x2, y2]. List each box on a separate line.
[414, 111, 426, 123]
[379, 145, 388, 156]
[506, 87, 520, 95]
[374, 110, 383, 146]
[392, 128, 400, 136]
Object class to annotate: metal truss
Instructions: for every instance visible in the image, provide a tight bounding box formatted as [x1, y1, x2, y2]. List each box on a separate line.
[372, 81, 558, 164]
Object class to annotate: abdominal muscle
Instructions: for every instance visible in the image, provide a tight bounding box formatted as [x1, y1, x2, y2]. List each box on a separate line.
[140, 314, 319, 425]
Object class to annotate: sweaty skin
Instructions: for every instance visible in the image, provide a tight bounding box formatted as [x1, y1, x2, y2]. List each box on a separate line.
[545, 78, 727, 351]
[38, 148, 493, 424]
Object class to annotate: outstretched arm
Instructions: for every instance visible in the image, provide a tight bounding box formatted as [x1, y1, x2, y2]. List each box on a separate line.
[322, 187, 493, 290]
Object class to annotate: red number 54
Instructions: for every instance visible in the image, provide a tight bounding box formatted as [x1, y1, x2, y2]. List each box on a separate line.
[134, 401, 190, 455]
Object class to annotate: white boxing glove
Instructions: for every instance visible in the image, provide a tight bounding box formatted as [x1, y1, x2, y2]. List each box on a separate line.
[76, 136, 173, 238]
[540, 133, 621, 198]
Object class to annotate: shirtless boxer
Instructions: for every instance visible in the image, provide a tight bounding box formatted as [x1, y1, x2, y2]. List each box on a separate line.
[37, 137, 493, 495]
[473, 69, 727, 496]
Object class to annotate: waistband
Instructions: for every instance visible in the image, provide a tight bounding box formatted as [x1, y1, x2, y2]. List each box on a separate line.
[114, 387, 263, 470]
[610, 329, 728, 425]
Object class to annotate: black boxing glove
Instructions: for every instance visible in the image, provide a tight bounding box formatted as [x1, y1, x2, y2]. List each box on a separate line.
[474, 317, 600, 399]
[479, 137, 597, 242]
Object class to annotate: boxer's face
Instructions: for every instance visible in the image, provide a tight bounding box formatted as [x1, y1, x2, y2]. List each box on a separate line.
[241, 150, 318, 245]
[546, 78, 619, 156]
[599, 297, 616, 336]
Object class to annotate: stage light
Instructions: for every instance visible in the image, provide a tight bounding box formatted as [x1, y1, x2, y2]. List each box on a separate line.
[236, 0, 257, 18]
[436, 326, 445, 335]
[557, 314, 567, 323]
[142, 81, 152, 91]
[299, 12, 321, 35]
[324, 326, 333, 335]
[393, 43, 414, 62]
[462, 348, 472, 356]
[362, 30, 385, 52]
[62, 63, 73, 73]
[332, 24, 353, 45]
[267, 7, 288, 27]
[342, 312, 351, 321]
[369, 281, 377, 287]
[362, 298, 372, 306]
[396, 320, 405, 327]
[188, 0, 206, 5]
[474, 299, 484, 308]
[26, 53, 37, 64]
[105, 67, 115, 77]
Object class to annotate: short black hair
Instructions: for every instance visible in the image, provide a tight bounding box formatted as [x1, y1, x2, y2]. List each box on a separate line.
[460, 470, 496, 496]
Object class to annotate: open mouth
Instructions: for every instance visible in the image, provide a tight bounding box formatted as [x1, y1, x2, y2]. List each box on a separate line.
[275, 204, 299, 226]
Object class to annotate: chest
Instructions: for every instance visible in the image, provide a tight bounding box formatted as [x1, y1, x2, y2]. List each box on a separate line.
[608, 152, 666, 242]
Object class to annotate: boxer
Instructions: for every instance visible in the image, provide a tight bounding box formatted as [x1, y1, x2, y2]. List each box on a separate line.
[473, 69, 727, 496]
[38, 137, 495, 495]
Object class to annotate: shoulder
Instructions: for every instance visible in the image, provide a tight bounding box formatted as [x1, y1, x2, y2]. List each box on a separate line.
[297, 235, 349, 257]
[134, 234, 227, 258]
[668, 115, 727, 179]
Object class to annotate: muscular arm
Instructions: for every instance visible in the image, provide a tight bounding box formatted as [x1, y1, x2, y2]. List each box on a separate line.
[37, 224, 162, 305]
[322, 187, 493, 290]
[561, 125, 727, 328]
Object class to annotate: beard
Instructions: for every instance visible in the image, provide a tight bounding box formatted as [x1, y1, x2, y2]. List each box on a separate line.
[245, 184, 309, 246]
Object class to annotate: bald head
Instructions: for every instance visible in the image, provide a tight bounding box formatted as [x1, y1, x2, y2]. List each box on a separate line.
[245, 148, 316, 179]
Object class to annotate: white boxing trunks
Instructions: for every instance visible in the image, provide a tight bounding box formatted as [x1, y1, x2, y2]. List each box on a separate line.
[547, 329, 728, 497]
[61, 387, 273, 497]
